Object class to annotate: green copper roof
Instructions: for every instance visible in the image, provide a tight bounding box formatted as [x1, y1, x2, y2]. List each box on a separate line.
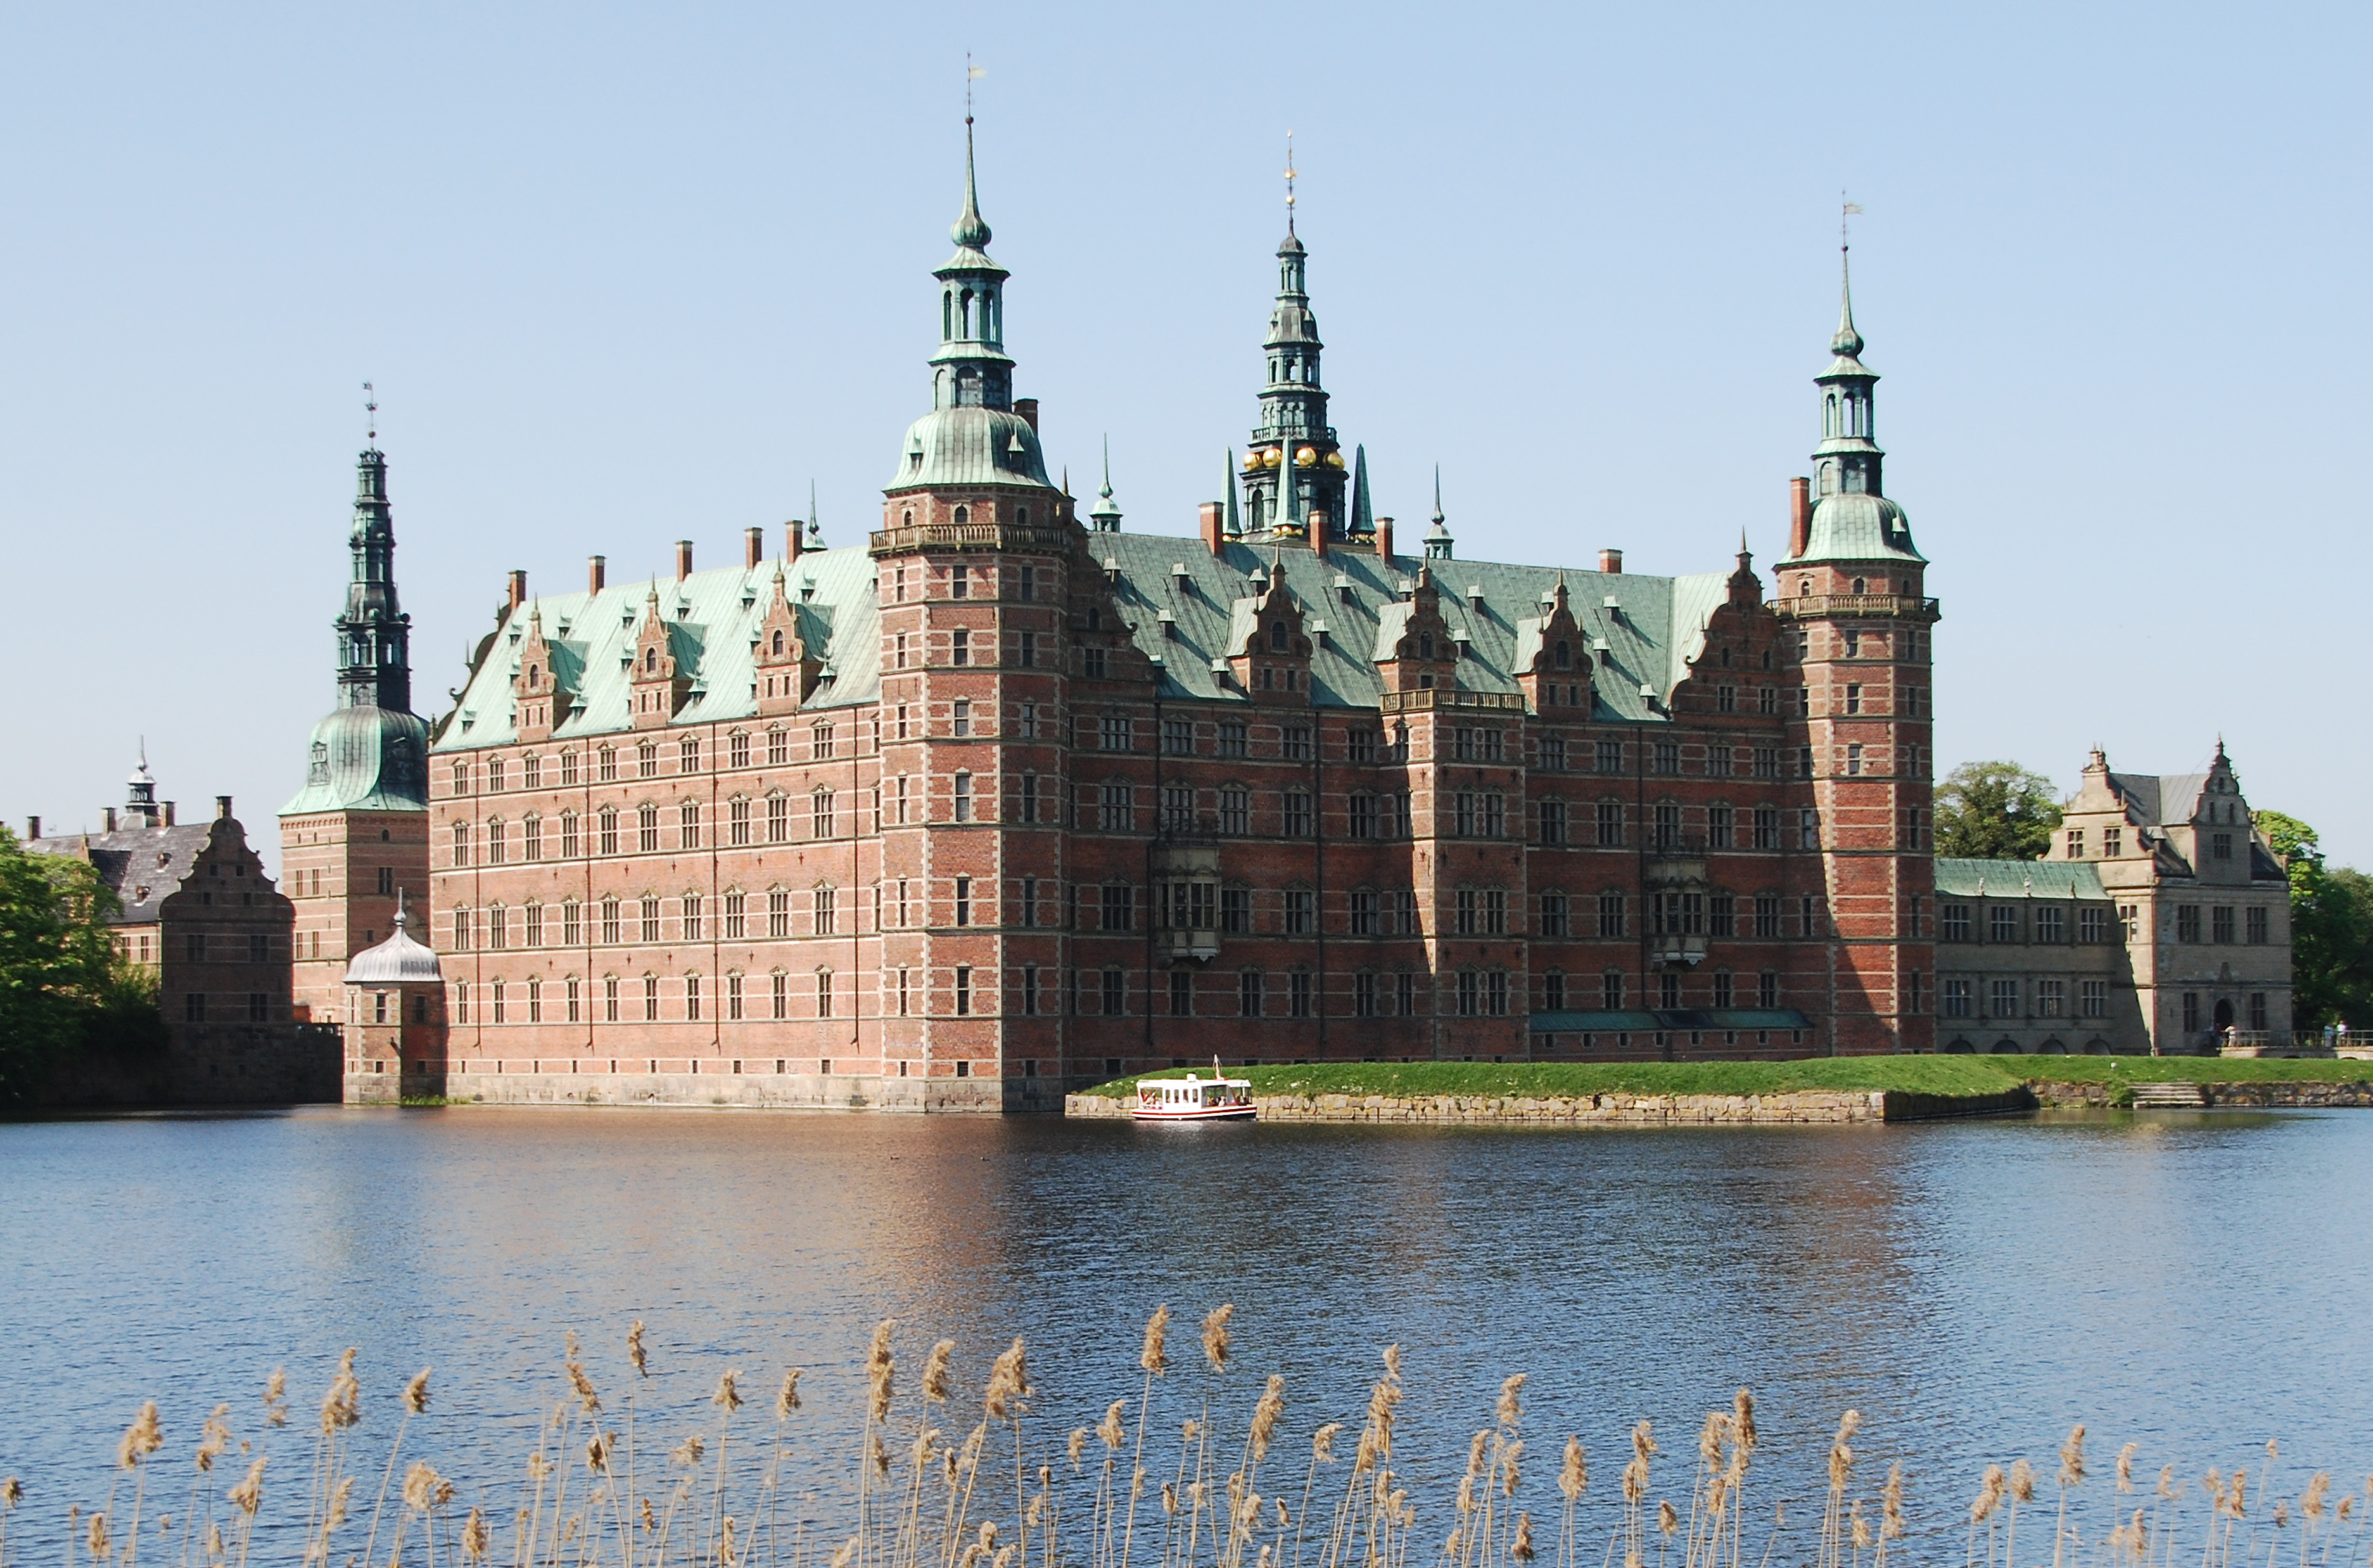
[1933, 859, 2108, 899]
[282, 705, 432, 813]
[1790, 492, 1925, 566]
[888, 405, 1053, 491]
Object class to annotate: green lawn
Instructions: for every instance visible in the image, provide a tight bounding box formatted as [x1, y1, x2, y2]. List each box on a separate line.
[1077, 1055, 2373, 1101]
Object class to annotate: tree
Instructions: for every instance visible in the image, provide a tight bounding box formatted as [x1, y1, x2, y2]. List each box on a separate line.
[2255, 811, 2373, 1031]
[1933, 761, 2063, 860]
[0, 826, 160, 1106]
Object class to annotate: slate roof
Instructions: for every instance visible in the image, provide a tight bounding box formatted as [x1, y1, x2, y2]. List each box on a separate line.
[433, 531, 1743, 750]
[345, 906, 444, 984]
[27, 823, 221, 925]
[1933, 859, 2110, 900]
[2106, 771, 2208, 828]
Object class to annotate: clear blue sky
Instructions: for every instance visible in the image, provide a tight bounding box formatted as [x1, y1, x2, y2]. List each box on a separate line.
[4, 2, 2367, 868]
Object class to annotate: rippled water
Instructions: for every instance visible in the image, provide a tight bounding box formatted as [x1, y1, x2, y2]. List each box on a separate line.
[4, 1107, 2369, 1548]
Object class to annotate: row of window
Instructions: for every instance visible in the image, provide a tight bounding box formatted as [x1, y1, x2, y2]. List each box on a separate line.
[179, 993, 279, 1022]
[1937, 902, 2272, 946]
[1940, 978, 2114, 1020]
[446, 963, 1796, 1025]
[448, 788, 1863, 858]
[153, 933, 278, 964]
[445, 880, 1832, 946]
[2062, 826, 2247, 863]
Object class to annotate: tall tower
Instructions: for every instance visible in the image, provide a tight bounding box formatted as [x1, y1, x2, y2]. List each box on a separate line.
[280, 440, 432, 1024]
[872, 117, 1077, 1109]
[1239, 150, 1350, 540]
[1774, 252, 1939, 1054]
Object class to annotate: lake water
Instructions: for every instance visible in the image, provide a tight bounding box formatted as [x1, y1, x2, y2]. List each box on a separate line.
[4, 1106, 2368, 1554]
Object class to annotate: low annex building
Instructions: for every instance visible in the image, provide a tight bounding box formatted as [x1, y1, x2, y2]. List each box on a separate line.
[381, 134, 1945, 1111]
[1933, 745, 2294, 1057]
[24, 760, 334, 1102]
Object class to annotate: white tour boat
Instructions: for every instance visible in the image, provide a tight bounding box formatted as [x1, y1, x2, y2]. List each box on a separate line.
[1132, 1064, 1256, 1122]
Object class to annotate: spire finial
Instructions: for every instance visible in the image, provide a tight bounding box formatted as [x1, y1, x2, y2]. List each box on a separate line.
[1833, 194, 1866, 357]
[1100, 435, 1114, 498]
[394, 885, 409, 933]
[1088, 436, 1122, 531]
[1431, 464, 1445, 524]
[1283, 129, 1297, 233]
[952, 59, 992, 250]
[363, 381, 377, 443]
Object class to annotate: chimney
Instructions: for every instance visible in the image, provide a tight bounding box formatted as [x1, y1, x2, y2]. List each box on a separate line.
[1599, 548, 1624, 574]
[1199, 501, 1225, 556]
[588, 555, 607, 593]
[162, 801, 176, 827]
[675, 540, 694, 581]
[215, 795, 233, 821]
[786, 518, 804, 560]
[1788, 477, 1813, 558]
[103, 808, 116, 833]
[744, 526, 764, 569]
[1375, 516, 1394, 561]
[1014, 397, 1039, 433]
[24, 815, 38, 840]
[507, 570, 527, 611]
[1309, 511, 1329, 559]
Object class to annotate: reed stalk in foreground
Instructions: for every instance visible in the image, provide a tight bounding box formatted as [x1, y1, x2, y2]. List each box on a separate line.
[6, 1322, 2364, 1568]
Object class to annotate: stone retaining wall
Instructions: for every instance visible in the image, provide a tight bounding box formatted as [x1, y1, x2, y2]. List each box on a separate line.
[2029, 1079, 2373, 1110]
[1067, 1086, 2037, 1124]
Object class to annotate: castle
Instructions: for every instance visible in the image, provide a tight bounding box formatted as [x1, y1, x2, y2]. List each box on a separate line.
[285, 132, 1951, 1109]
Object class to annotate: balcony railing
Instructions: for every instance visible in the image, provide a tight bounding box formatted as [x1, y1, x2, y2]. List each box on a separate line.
[869, 520, 1074, 557]
[1377, 688, 1529, 715]
[1769, 593, 1941, 622]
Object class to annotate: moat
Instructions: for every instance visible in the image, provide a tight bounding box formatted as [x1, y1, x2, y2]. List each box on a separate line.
[4, 1107, 2368, 1539]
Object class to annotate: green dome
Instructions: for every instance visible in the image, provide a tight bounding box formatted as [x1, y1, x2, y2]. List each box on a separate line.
[1789, 491, 1925, 566]
[888, 405, 1053, 492]
[280, 704, 430, 815]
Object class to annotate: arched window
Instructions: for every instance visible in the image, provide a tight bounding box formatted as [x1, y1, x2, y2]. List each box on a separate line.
[901, 508, 914, 528]
[942, 290, 953, 339]
[1554, 640, 1571, 669]
[1418, 633, 1435, 660]
[953, 505, 970, 526]
[770, 630, 785, 656]
[1270, 620, 1288, 651]
[643, 647, 657, 673]
[1015, 506, 1028, 527]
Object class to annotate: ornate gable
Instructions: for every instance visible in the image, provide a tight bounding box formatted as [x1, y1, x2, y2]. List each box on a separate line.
[753, 565, 825, 716]
[1226, 563, 1314, 703]
[1373, 566, 1459, 694]
[627, 588, 695, 729]
[1515, 577, 1590, 715]
[510, 607, 571, 742]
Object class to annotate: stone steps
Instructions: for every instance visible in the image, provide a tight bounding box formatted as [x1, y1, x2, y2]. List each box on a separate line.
[2130, 1081, 2210, 1109]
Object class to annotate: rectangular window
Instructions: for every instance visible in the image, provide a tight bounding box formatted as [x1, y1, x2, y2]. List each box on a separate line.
[2177, 905, 2202, 943]
[642, 976, 659, 1021]
[1350, 890, 1379, 935]
[1101, 883, 1134, 932]
[952, 699, 970, 737]
[1238, 969, 1262, 1018]
[1101, 968, 1126, 1017]
[1538, 735, 1566, 771]
[1654, 741, 1678, 774]
[1709, 747, 1735, 778]
[1595, 802, 1623, 847]
[1800, 896, 1820, 938]
[1396, 971, 1416, 1017]
[2104, 826, 2123, 857]
[1602, 970, 1624, 1010]
[1598, 892, 1625, 938]
[2036, 906, 2065, 944]
[640, 897, 660, 943]
[1717, 683, 1736, 714]
[1941, 903, 1971, 942]
[1353, 971, 1376, 1017]
[1653, 803, 1681, 851]
[1542, 971, 1566, 1011]
[817, 971, 834, 1019]
[1290, 969, 1312, 1017]
[1707, 804, 1733, 849]
[1100, 783, 1132, 832]
[1350, 792, 1377, 838]
[1758, 971, 1779, 1009]
[1753, 894, 1781, 938]
[524, 904, 544, 948]
[1284, 790, 1312, 836]
[2182, 991, 2200, 1033]
[1990, 906, 2020, 943]
[601, 898, 620, 945]
[2037, 979, 2065, 1017]
[2212, 906, 2235, 944]
[950, 628, 970, 666]
[685, 974, 701, 1022]
[1456, 887, 1478, 937]
[2213, 832, 2233, 862]
[2079, 906, 2107, 943]
[1709, 893, 1735, 938]
[815, 886, 838, 937]
[812, 790, 835, 837]
[1219, 787, 1249, 836]
[1595, 739, 1623, 774]
[1941, 978, 1974, 1018]
[2250, 992, 2267, 1031]
[2247, 906, 2268, 945]
[1539, 890, 1568, 937]
[1217, 722, 1248, 758]
[2081, 979, 2107, 1018]
[1753, 747, 1777, 779]
[953, 966, 971, 1016]
[952, 877, 970, 928]
[1221, 887, 1251, 935]
[1989, 979, 2020, 1018]
[952, 774, 972, 823]
[1162, 717, 1195, 755]
[560, 813, 580, 857]
[768, 891, 789, 938]
[1100, 714, 1132, 752]
[1283, 888, 1314, 935]
[1538, 798, 1568, 845]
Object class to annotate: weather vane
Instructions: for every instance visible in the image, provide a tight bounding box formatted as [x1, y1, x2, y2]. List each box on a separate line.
[1841, 191, 1863, 254]
[1284, 131, 1297, 217]
[363, 381, 377, 443]
[966, 54, 984, 124]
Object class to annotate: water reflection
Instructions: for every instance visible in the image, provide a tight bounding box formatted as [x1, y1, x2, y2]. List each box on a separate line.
[2, 1108, 2367, 1545]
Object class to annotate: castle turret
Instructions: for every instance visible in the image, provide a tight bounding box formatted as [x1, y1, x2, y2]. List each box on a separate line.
[1239, 152, 1349, 540]
[1776, 249, 1940, 1054]
[280, 438, 433, 1025]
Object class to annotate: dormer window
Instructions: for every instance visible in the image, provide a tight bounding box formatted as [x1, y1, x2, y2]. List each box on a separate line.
[1419, 633, 1434, 660]
[643, 648, 657, 673]
[1269, 620, 1288, 651]
[952, 505, 970, 526]
[1087, 606, 1102, 631]
[771, 630, 786, 656]
[527, 665, 540, 688]
[1555, 641, 1571, 670]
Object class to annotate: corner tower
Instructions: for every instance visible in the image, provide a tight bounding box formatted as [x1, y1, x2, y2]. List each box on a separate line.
[1775, 252, 1939, 1054]
[872, 118, 1078, 1111]
[1238, 152, 1350, 542]
[280, 438, 432, 1026]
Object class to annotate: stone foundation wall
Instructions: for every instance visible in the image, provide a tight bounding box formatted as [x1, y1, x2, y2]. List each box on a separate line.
[426, 1068, 1040, 1113]
[2029, 1079, 2373, 1110]
[45, 1023, 341, 1107]
[1067, 1087, 2036, 1124]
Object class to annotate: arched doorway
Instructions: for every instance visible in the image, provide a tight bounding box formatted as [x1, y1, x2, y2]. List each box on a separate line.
[2213, 998, 2236, 1032]
[1944, 1038, 1976, 1055]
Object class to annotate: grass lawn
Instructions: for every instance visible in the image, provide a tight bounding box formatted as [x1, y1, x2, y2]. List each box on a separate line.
[1078, 1055, 2373, 1101]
